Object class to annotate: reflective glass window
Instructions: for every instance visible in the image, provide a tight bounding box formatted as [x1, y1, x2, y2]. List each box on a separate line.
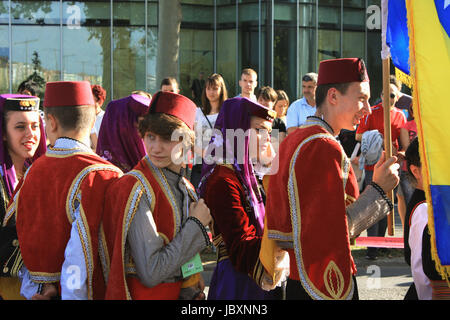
[274, 1, 297, 100]
[216, 3, 237, 97]
[0, 1, 9, 93]
[11, 1, 60, 98]
[113, 0, 146, 100]
[367, 0, 382, 104]
[180, 1, 214, 102]
[238, 2, 261, 87]
[62, 1, 111, 103]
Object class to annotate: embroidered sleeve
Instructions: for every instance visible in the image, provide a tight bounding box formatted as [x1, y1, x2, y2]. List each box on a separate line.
[127, 196, 206, 288]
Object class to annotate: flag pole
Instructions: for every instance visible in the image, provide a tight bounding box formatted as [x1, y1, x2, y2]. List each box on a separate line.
[381, 0, 395, 236]
[382, 58, 395, 236]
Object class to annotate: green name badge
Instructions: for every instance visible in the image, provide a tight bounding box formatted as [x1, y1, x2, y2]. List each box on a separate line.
[181, 253, 204, 279]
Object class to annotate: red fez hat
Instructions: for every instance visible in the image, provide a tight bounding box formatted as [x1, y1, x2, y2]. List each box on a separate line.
[149, 91, 197, 130]
[243, 98, 276, 122]
[44, 81, 95, 108]
[317, 58, 369, 86]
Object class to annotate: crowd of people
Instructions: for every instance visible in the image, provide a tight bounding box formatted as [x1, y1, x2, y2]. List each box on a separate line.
[0, 57, 446, 301]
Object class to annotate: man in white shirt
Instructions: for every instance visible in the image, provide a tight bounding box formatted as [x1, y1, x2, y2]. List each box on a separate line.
[286, 72, 318, 135]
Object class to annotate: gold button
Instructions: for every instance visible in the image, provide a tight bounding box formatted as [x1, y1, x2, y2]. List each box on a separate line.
[12, 239, 19, 247]
[3, 267, 8, 273]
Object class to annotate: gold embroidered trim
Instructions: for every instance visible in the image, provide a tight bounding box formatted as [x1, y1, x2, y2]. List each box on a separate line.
[98, 223, 110, 283]
[76, 204, 94, 300]
[323, 261, 345, 299]
[288, 132, 354, 300]
[144, 157, 180, 236]
[121, 182, 144, 300]
[66, 164, 123, 224]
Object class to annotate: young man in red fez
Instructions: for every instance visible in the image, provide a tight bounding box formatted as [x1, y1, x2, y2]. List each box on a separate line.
[102, 91, 212, 300]
[259, 58, 400, 300]
[10, 81, 123, 299]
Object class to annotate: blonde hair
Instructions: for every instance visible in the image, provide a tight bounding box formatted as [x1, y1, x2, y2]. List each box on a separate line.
[241, 68, 257, 78]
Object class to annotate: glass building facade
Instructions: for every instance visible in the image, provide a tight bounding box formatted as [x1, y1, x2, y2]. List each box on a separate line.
[0, 0, 384, 105]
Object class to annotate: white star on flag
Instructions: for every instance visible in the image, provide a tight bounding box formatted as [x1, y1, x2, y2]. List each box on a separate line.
[445, 0, 450, 9]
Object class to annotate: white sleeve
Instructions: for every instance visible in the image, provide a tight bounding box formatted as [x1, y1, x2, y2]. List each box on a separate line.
[60, 207, 88, 300]
[408, 203, 432, 300]
[19, 265, 40, 299]
[285, 101, 299, 129]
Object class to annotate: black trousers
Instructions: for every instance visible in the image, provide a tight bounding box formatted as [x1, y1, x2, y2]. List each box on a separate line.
[286, 276, 359, 300]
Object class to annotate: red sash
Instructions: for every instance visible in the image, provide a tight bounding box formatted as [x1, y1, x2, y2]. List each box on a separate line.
[104, 157, 189, 300]
[265, 124, 359, 300]
[15, 151, 121, 299]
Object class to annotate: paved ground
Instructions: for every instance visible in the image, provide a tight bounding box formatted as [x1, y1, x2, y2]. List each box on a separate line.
[201, 209, 413, 300]
[201, 249, 412, 300]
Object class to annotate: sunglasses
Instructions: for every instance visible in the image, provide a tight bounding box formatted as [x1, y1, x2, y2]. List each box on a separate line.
[302, 75, 314, 82]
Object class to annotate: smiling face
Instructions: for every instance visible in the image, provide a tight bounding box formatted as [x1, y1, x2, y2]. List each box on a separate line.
[333, 81, 371, 131]
[4, 110, 41, 161]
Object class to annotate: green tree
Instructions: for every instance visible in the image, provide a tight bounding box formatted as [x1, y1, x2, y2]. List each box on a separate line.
[25, 51, 45, 99]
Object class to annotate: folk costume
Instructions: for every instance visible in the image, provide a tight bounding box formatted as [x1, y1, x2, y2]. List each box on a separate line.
[260, 58, 394, 300]
[96, 93, 151, 172]
[403, 188, 431, 299]
[11, 81, 123, 299]
[405, 188, 450, 300]
[0, 94, 47, 300]
[198, 97, 277, 300]
[103, 91, 210, 300]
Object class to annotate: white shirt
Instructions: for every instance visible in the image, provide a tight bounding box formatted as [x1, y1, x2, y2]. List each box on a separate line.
[286, 97, 316, 130]
[194, 108, 219, 165]
[90, 110, 105, 136]
[409, 202, 432, 300]
[235, 93, 257, 102]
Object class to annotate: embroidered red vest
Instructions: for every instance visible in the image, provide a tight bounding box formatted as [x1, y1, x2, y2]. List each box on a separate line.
[104, 157, 196, 300]
[15, 150, 122, 299]
[265, 123, 359, 300]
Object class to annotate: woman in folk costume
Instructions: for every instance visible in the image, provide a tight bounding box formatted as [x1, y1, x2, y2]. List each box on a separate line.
[197, 96, 283, 300]
[96, 93, 151, 172]
[0, 94, 46, 299]
[103, 91, 212, 300]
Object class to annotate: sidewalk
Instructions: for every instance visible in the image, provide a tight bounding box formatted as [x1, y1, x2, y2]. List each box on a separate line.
[200, 206, 411, 300]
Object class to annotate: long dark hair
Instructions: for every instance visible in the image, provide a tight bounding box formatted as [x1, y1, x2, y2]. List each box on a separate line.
[200, 73, 228, 115]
